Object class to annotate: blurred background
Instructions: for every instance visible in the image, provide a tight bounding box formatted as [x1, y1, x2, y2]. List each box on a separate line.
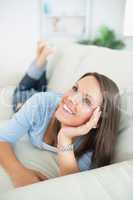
[0, 0, 132, 72]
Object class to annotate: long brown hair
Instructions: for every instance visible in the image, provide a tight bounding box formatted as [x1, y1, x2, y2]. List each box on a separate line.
[55, 72, 121, 169]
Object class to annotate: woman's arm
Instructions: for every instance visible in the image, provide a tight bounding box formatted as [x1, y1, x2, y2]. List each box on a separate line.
[57, 108, 101, 175]
[12, 41, 54, 112]
[57, 134, 80, 176]
[0, 93, 48, 186]
[15, 40, 50, 92]
[18, 40, 53, 91]
[0, 142, 24, 175]
[22, 60, 47, 90]
[0, 142, 48, 187]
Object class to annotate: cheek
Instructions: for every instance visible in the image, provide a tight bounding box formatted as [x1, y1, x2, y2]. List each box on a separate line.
[78, 109, 93, 124]
[54, 100, 93, 127]
[62, 93, 70, 103]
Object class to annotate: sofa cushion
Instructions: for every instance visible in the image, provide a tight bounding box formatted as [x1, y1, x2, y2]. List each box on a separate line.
[1, 159, 133, 200]
[113, 87, 133, 162]
[0, 86, 15, 120]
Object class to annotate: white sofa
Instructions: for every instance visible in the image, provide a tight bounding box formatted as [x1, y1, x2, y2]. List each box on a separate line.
[0, 40, 133, 200]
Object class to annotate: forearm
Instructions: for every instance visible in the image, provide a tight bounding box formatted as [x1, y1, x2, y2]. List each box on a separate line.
[15, 40, 53, 92]
[57, 138, 80, 176]
[58, 149, 80, 176]
[0, 141, 25, 176]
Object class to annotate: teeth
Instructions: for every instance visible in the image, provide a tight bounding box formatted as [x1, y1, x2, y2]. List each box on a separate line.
[63, 104, 73, 114]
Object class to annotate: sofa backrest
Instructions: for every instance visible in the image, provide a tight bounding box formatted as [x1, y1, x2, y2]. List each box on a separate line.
[47, 40, 133, 93]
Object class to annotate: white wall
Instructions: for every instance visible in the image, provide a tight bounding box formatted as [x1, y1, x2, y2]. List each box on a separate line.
[90, 0, 126, 38]
[90, 0, 133, 51]
[124, 37, 133, 51]
[0, 0, 39, 73]
[0, 0, 130, 74]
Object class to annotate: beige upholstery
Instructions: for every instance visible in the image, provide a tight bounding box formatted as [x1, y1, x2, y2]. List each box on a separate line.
[0, 135, 59, 194]
[1, 160, 133, 200]
[0, 40, 133, 199]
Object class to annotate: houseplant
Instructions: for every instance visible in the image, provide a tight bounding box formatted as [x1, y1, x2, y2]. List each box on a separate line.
[78, 26, 125, 49]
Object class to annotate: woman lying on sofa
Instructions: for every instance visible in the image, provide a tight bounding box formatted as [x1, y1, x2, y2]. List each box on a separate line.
[12, 40, 54, 113]
[0, 56, 120, 190]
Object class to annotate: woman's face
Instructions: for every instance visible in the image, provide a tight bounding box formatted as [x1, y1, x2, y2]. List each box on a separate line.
[55, 76, 103, 127]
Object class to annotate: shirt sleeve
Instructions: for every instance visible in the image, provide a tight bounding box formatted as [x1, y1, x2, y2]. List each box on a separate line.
[77, 151, 93, 171]
[0, 93, 45, 144]
[27, 60, 47, 80]
[18, 60, 47, 90]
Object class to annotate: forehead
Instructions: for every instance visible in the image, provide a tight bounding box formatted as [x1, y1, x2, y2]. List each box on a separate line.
[77, 76, 103, 104]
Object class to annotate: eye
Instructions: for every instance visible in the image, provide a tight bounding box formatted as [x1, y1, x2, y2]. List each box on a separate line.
[83, 97, 91, 106]
[72, 85, 78, 92]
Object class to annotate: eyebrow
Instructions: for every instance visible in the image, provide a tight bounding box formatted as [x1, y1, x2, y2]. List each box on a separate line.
[75, 82, 94, 101]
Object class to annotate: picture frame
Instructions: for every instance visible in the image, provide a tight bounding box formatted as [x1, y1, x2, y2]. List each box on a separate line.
[38, 0, 92, 40]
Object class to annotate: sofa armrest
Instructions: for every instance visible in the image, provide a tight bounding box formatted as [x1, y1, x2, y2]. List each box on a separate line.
[0, 86, 15, 120]
[1, 159, 133, 200]
[0, 71, 24, 120]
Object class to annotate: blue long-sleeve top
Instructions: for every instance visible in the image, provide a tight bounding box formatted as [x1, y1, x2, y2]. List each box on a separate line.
[1, 91, 93, 172]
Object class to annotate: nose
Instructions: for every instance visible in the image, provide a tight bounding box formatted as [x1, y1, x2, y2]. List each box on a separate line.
[68, 93, 82, 105]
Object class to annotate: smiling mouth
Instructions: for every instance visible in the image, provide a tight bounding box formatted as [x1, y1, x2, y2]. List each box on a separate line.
[62, 104, 75, 115]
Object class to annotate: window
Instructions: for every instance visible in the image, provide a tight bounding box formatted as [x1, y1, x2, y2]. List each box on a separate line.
[124, 0, 133, 36]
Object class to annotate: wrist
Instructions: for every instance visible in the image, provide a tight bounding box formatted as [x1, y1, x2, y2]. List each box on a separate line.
[57, 143, 74, 153]
[57, 133, 72, 146]
[36, 58, 47, 68]
[27, 60, 46, 80]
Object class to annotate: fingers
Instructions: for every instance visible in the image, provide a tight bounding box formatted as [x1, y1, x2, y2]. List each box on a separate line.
[37, 41, 55, 57]
[77, 106, 102, 136]
[37, 41, 47, 55]
[86, 106, 101, 129]
[36, 171, 48, 181]
[37, 40, 48, 48]
[37, 40, 53, 52]
[37, 40, 48, 56]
